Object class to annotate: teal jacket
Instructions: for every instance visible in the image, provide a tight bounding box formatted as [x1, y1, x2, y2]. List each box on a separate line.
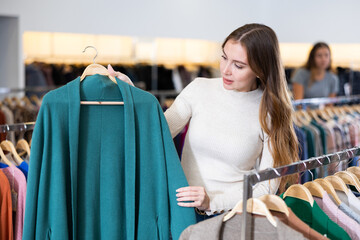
[23, 75, 196, 240]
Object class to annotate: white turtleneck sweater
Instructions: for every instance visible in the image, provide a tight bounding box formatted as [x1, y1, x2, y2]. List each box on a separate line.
[164, 77, 280, 214]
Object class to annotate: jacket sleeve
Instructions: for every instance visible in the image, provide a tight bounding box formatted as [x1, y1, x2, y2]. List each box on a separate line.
[158, 104, 197, 240]
[22, 99, 48, 240]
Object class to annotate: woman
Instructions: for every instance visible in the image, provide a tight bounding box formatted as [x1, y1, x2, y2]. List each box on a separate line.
[109, 23, 299, 220]
[292, 42, 339, 99]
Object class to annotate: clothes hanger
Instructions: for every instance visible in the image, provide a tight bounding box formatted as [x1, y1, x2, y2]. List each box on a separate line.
[222, 198, 277, 227]
[21, 96, 34, 108]
[295, 111, 311, 126]
[324, 175, 349, 194]
[307, 109, 322, 123]
[79, 46, 124, 106]
[282, 184, 314, 206]
[315, 109, 331, 121]
[324, 106, 336, 118]
[0, 134, 13, 167]
[0, 125, 22, 166]
[1, 140, 23, 166]
[303, 181, 324, 198]
[16, 124, 31, 158]
[30, 95, 42, 107]
[347, 166, 360, 180]
[335, 171, 360, 192]
[314, 178, 342, 205]
[258, 194, 290, 217]
[80, 46, 117, 84]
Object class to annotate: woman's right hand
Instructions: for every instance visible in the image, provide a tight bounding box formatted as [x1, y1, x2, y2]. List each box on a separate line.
[107, 64, 135, 86]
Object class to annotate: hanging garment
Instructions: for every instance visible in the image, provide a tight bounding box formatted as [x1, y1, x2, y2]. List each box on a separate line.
[270, 208, 328, 240]
[179, 213, 306, 240]
[335, 190, 360, 215]
[339, 201, 360, 224]
[23, 75, 196, 240]
[0, 170, 13, 240]
[0, 163, 27, 240]
[282, 196, 350, 240]
[314, 192, 360, 240]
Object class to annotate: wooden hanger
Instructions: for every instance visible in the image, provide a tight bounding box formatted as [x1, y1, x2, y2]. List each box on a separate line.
[347, 166, 360, 180]
[342, 105, 354, 115]
[307, 109, 322, 123]
[223, 198, 277, 227]
[258, 194, 289, 217]
[80, 46, 116, 84]
[79, 46, 123, 106]
[0, 145, 13, 166]
[22, 96, 34, 108]
[0, 140, 23, 166]
[314, 178, 342, 205]
[324, 106, 336, 119]
[16, 139, 31, 158]
[282, 184, 314, 206]
[335, 171, 360, 192]
[315, 109, 330, 121]
[324, 175, 349, 194]
[295, 111, 310, 126]
[30, 95, 42, 107]
[303, 181, 324, 198]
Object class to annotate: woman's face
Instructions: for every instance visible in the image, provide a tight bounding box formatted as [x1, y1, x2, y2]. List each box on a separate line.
[314, 47, 331, 70]
[220, 40, 258, 92]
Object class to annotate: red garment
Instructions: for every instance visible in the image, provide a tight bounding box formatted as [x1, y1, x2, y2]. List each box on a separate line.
[0, 170, 13, 240]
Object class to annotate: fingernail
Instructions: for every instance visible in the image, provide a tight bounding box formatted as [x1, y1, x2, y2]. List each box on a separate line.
[108, 64, 114, 72]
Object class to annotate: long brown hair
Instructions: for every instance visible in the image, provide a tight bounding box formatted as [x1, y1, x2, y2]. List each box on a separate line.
[304, 42, 332, 87]
[222, 24, 299, 192]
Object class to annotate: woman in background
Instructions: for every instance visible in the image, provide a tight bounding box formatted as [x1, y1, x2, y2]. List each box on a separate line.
[292, 42, 339, 100]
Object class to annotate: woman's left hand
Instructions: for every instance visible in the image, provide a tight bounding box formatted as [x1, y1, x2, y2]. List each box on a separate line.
[176, 186, 210, 211]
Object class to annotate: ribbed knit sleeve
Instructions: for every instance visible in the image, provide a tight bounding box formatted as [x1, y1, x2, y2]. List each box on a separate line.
[164, 79, 201, 138]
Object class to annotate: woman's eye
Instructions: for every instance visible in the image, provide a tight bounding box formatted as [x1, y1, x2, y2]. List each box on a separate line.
[235, 64, 243, 69]
[221, 55, 227, 60]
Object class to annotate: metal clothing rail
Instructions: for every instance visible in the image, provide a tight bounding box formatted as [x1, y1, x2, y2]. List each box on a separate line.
[0, 122, 36, 133]
[0, 86, 58, 95]
[292, 94, 360, 108]
[240, 146, 360, 240]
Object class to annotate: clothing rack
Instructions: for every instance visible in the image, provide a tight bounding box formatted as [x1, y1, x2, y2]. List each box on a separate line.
[0, 86, 58, 95]
[292, 94, 360, 109]
[0, 122, 36, 133]
[240, 146, 360, 240]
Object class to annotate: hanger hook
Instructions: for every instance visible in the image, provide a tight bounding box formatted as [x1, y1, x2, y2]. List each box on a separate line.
[346, 149, 355, 165]
[325, 155, 331, 165]
[308, 169, 314, 181]
[83, 46, 98, 64]
[254, 171, 261, 182]
[334, 152, 342, 169]
[270, 167, 281, 177]
[23, 123, 27, 132]
[6, 124, 10, 141]
[315, 157, 323, 166]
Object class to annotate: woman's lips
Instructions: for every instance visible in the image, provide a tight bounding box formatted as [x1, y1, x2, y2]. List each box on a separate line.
[223, 77, 233, 85]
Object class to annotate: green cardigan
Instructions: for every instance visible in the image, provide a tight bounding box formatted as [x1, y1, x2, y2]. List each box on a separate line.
[282, 195, 350, 240]
[23, 75, 196, 240]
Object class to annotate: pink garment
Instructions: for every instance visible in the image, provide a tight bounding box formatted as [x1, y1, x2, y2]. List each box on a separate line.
[1, 165, 27, 240]
[314, 192, 360, 240]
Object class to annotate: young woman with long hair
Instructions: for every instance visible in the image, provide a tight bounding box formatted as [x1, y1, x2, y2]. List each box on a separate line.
[109, 23, 299, 220]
